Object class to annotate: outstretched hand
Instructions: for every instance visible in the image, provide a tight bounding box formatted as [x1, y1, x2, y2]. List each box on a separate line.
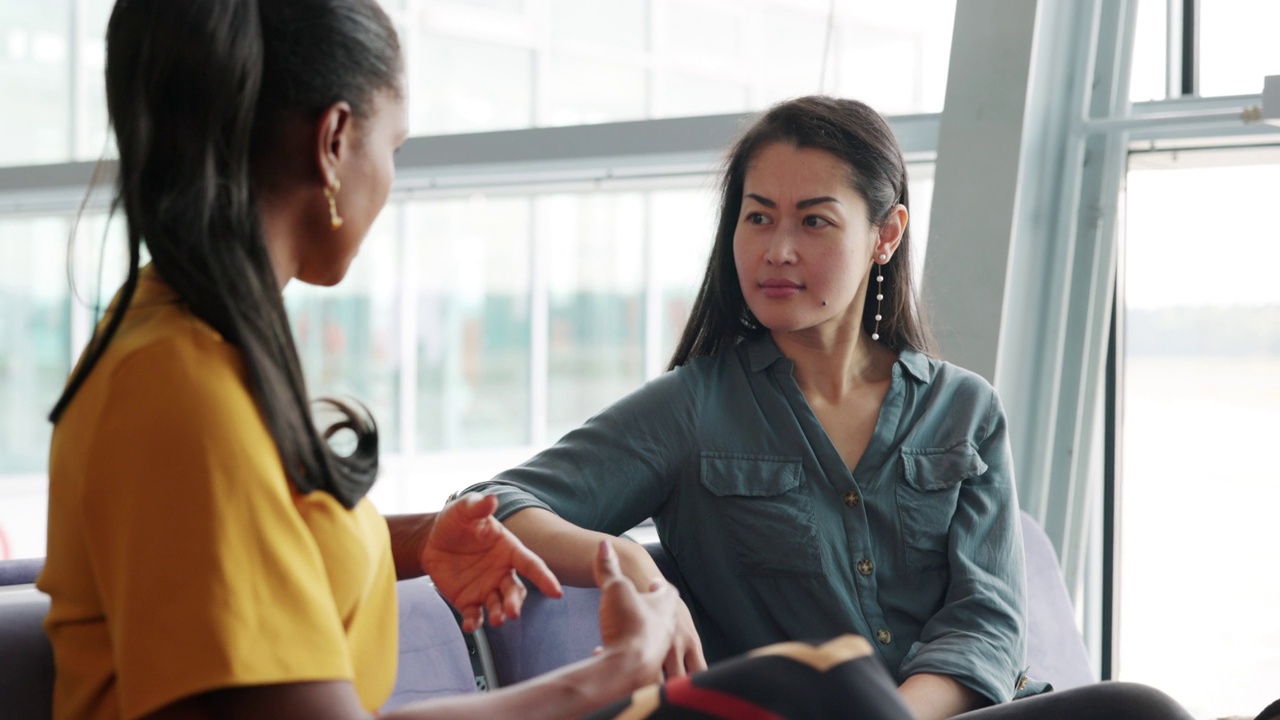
[422, 494, 563, 632]
[594, 541, 680, 685]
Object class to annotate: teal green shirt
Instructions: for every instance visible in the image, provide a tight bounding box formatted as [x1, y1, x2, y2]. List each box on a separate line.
[464, 336, 1027, 704]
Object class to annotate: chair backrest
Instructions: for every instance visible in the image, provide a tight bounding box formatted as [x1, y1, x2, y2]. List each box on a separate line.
[382, 576, 478, 709]
[0, 566, 476, 719]
[0, 558, 44, 586]
[1020, 510, 1095, 690]
[0, 587, 54, 720]
[482, 584, 604, 688]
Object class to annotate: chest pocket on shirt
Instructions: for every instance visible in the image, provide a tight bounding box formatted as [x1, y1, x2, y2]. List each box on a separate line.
[699, 453, 822, 577]
[897, 442, 988, 569]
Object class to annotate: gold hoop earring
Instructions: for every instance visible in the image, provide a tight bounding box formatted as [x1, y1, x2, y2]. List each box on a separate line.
[324, 179, 344, 229]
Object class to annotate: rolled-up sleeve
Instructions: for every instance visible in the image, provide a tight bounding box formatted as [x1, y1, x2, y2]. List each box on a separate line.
[897, 391, 1026, 704]
[461, 370, 698, 536]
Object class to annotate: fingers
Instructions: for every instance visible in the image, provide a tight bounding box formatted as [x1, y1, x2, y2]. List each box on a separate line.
[499, 569, 529, 619]
[511, 539, 563, 599]
[593, 540, 623, 589]
[685, 642, 708, 673]
[485, 589, 505, 626]
[459, 605, 483, 634]
[677, 603, 708, 672]
[663, 645, 686, 679]
[439, 494, 501, 542]
[450, 493, 499, 522]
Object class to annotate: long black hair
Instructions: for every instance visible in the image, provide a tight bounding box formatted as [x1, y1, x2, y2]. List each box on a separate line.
[669, 95, 933, 369]
[49, 0, 402, 508]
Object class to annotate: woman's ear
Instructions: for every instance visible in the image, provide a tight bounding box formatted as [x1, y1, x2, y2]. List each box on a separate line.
[314, 100, 355, 186]
[876, 203, 909, 262]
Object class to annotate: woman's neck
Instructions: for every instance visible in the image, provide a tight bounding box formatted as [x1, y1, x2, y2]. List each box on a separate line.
[772, 328, 895, 404]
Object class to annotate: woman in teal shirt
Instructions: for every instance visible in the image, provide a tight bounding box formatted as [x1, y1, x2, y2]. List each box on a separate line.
[464, 96, 1193, 720]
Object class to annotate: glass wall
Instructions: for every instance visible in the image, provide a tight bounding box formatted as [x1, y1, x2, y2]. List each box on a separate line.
[0, 217, 70, 560]
[285, 211, 405, 453]
[410, 195, 533, 452]
[0, 3, 71, 166]
[3, 0, 956, 166]
[1118, 148, 1280, 718]
[1197, 0, 1280, 97]
[541, 192, 647, 440]
[392, 0, 956, 136]
[1130, 0, 1280, 102]
[1128, 0, 1168, 102]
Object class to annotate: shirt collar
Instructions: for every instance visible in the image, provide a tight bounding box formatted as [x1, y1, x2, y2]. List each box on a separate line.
[745, 334, 787, 372]
[744, 334, 936, 383]
[896, 348, 934, 383]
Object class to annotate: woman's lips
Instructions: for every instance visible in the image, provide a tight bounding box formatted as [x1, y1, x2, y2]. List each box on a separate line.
[760, 279, 803, 298]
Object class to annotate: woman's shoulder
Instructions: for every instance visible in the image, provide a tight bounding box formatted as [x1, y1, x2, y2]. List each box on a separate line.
[71, 293, 253, 432]
[901, 350, 1004, 429]
[908, 350, 998, 396]
[111, 310, 243, 389]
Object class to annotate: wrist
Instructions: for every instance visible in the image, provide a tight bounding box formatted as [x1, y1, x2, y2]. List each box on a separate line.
[386, 513, 436, 580]
[596, 639, 660, 695]
[612, 539, 662, 591]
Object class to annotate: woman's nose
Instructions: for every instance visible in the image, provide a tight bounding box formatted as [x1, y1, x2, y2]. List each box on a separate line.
[764, 231, 797, 265]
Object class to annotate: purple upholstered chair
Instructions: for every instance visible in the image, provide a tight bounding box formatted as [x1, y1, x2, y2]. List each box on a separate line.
[482, 584, 605, 687]
[381, 576, 479, 710]
[1020, 511, 1095, 690]
[0, 557, 44, 586]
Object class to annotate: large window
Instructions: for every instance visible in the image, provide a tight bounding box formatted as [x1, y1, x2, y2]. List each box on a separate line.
[355, 0, 957, 134]
[0, 217, 69, 560]
[1130, 0, 1280, 102]
[0, 4, 71, 166]
[0, 2, 950, 559]
[410, 196, 534, 452]
[1118, 148, 1280, 718]
[286, 212, 406, 453]
[3, 0, 956, 167]
[1197, 0, 1280, 97]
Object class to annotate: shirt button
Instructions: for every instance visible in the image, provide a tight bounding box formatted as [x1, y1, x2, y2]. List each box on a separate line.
[843, 490, 860, 507]
[856, 558, 874, 576]
[876, 628, 892, 645]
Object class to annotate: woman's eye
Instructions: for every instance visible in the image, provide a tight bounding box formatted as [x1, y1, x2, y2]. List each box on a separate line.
[745, 211, 769, 225]
[802, 215, 831, 228]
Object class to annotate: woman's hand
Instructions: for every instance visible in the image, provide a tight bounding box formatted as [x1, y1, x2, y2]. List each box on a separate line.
[422, 494, 563, 632]
[609, 541, 706, 678]
[593, 540, 680, 686]
[667, 600, 706, 677]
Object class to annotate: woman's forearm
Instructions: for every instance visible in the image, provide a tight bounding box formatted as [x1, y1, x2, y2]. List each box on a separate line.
[502, 507, 663, 590]
[383, 641, 651, 720]
[144, 643, 654, 720]
[898, 673, 986, 720]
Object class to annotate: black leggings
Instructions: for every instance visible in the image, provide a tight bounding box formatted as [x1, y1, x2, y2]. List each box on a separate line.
[957, 682, 1194, 720]
[584, 635, 1195, 720]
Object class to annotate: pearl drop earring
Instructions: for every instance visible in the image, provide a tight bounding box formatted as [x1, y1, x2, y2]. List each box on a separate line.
[872, 257, 886, 342]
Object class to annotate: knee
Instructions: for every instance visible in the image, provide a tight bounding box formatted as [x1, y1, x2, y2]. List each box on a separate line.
[1092, 682, 1192, 720]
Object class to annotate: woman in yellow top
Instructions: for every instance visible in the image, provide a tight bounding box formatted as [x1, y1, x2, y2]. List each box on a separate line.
[38, 1, 683, 718]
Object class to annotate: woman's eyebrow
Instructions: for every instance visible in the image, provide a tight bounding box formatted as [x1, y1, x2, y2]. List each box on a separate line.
[743, 193, 840, 209]
[796, 196, 840, 209]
